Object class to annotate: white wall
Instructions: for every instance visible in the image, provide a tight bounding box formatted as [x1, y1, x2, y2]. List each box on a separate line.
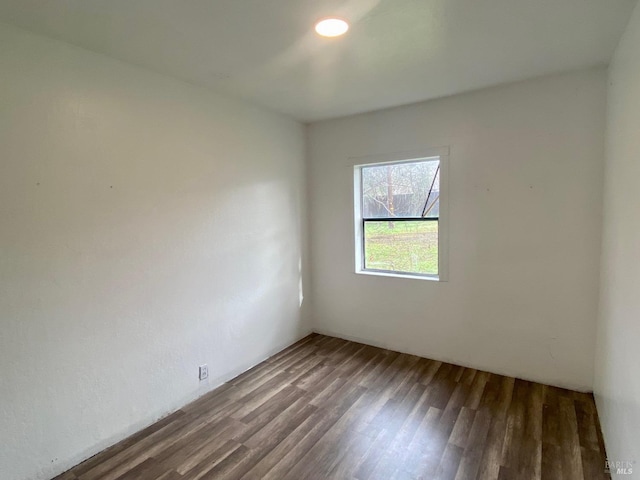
[308, 69, 606, 391]
[0, 22, 310, 480]
[595, 1, 640, 472]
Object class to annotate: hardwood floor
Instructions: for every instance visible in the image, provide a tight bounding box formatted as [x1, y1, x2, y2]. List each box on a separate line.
[53, 334, 609, 480]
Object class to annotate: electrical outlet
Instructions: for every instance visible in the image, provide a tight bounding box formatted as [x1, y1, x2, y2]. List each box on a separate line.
[199, 364, 209, 381]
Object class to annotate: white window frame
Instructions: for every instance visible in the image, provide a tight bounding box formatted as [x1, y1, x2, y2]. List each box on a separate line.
[353, 147, 449, 281]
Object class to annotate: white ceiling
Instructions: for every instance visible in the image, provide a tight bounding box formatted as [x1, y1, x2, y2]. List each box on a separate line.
[0, 0, 636, 121]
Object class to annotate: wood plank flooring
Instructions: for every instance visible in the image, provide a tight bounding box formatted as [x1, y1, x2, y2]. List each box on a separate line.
[53, 334, 609, 480]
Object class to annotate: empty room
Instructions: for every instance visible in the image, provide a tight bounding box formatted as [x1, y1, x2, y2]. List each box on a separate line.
[1, 1, 639, 479]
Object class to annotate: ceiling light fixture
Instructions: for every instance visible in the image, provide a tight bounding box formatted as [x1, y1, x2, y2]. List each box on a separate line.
[314, 18, 349, 37]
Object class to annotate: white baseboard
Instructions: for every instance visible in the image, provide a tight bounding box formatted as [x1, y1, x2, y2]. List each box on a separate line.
[311, 327, 593, 393]
[47, 329, 314, 480]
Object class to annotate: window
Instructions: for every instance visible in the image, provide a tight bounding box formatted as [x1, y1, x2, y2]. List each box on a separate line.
[354, 150, 448, 280]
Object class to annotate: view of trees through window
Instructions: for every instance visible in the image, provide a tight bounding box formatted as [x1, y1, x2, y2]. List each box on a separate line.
[361, 159, 439, 276]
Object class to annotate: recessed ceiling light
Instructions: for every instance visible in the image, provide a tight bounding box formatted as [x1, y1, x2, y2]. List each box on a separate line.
[314, 18, 349, 38]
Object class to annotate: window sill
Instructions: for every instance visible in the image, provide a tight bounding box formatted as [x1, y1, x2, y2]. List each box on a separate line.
[355, 269, 441, 282]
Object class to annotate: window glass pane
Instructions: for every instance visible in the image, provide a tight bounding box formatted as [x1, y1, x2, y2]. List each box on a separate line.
[364, 220, 438, 275]
[362, 160, 439, 218]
